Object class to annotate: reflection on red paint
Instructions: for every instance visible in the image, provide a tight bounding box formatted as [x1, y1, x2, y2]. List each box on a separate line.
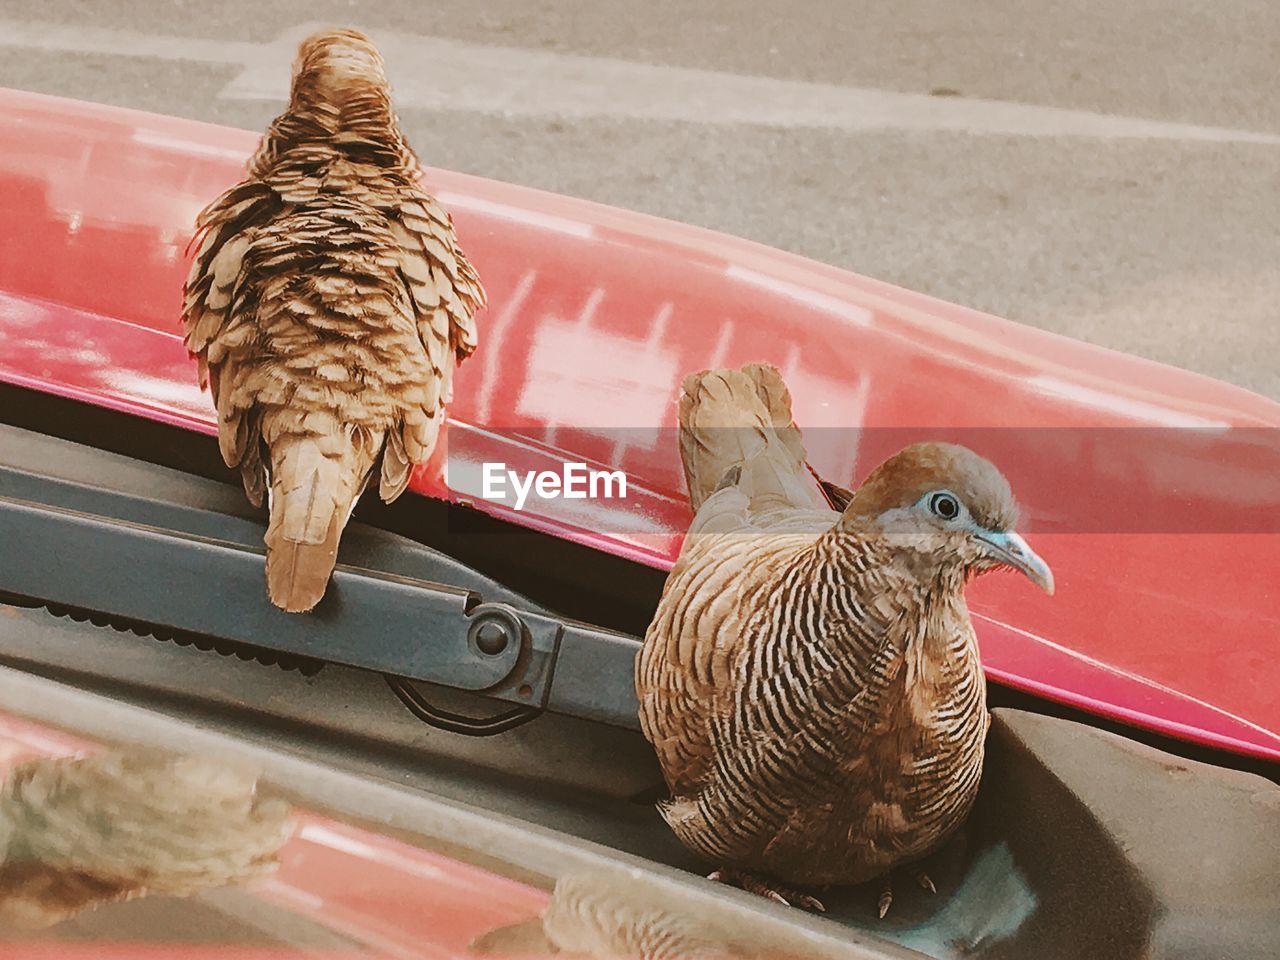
[0, 711, 549, 958]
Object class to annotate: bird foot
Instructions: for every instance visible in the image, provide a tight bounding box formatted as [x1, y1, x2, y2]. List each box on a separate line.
[707, 868, 826, 913]
[876, 868, 937, 918]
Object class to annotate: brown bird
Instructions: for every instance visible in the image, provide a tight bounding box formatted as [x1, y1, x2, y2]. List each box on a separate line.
[471, 871, 735, 960]
[0, 748, 293, 930]
[471, 870, 829, 960]
[636, 364, 1053, 914]
[182, 28, 486, 611]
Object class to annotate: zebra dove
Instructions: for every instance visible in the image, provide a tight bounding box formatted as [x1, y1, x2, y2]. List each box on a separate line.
[636, 364, 1052, 913]
[471, 870, 825, 960]
[182, 28, 486, 611]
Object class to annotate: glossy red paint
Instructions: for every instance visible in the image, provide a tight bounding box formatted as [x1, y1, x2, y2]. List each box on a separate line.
[0, 89, 1277, 762]
[0, 713, 549, 958]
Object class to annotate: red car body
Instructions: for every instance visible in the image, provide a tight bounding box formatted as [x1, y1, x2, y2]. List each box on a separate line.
[0, 707, 550, 959]
[0, 88, 1277, 768]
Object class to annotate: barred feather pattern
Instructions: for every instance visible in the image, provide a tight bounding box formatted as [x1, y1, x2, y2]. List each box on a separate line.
[636, 365, 990, 887]
[181, 28, 486, 611]
[471, 870, 823, 960]
[541, 873, 734, 959]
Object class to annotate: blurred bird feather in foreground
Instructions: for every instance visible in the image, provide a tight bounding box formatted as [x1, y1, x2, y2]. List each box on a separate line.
[471, 870, 827, 960]
[0, 748, 293, 930]
[182, 27, 486, 611]
[636, 364, 1052, 913]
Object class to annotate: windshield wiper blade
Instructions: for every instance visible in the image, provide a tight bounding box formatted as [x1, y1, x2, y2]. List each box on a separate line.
[0, 425, 642, 733]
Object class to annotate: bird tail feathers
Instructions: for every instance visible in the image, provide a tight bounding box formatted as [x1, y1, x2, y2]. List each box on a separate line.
[262, 422, 377, 613]
[678, 364, 827, 515]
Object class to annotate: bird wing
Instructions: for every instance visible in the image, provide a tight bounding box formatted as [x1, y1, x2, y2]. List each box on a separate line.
[389, 184, 487, 368]
[651, 508, 911, 874]
[381, 182, 486, 499]
[181, 179, 280, 505]
[640, 365, 840, 797]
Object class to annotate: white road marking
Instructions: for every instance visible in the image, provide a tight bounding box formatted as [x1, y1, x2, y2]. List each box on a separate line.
[0, 20, 256, 64]
[2, 18, 1278, 144]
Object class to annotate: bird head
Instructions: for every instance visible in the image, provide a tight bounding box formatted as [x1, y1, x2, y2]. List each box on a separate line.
[841, 442, 1054, 594]
[290, 28, 390, 109]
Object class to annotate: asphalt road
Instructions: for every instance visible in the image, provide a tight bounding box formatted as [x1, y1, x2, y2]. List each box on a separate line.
[1, 1, 1277, 398]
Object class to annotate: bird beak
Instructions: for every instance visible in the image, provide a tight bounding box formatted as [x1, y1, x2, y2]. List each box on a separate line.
[978, 531, 1055, 595]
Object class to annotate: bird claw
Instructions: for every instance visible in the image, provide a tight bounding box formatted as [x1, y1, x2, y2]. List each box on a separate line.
[877, 879, 893, 919]
[914, 870, 937, 895]
[875, 868, 934, 917]
[788, 891, 828, 913]
[707, 868, 826, 913]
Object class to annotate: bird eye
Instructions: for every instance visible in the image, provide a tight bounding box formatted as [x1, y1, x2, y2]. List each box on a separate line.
[929, 492, 961, 521]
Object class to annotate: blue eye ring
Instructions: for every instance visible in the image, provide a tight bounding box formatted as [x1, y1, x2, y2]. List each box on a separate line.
[930, 492, 961, 521]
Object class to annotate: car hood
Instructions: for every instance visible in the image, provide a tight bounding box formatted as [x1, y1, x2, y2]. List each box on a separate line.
[0, 88, 1277, 763]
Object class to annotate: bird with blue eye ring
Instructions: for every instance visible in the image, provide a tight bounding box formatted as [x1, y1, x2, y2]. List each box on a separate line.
[638, 363, 1053, 915]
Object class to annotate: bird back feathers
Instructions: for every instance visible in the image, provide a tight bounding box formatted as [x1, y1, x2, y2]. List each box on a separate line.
[181, 28, 486, 612]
